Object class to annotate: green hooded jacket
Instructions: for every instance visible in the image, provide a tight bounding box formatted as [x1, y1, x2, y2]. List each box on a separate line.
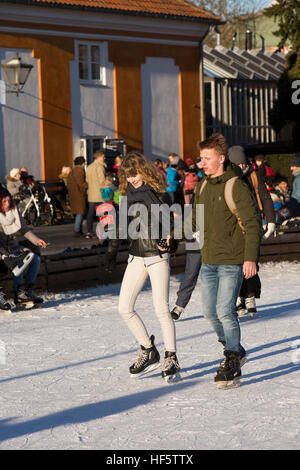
[192, 164, 261, 265]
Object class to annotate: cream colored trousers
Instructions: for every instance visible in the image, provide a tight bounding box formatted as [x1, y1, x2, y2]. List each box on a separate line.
[118, 256, 176, 352]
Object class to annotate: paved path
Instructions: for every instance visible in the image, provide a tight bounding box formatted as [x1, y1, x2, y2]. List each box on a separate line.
[29, 221, 100, 256]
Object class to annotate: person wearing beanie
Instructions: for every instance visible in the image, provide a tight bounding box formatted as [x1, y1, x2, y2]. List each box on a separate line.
[96, 186, 119, 274]
[227, 145, 247, 167]
[5, 168, 22, 199]
[288, 152, 300, 216]
[228, 145, 276, 317]
[100, 187, 114, 203]
[0, 187, 47, 307]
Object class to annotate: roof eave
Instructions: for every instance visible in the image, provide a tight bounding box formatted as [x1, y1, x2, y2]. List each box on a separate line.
[3, 0, 222, 25]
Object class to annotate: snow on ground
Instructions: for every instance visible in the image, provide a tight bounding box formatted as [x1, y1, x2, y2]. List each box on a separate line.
[0, 261, 299, 450]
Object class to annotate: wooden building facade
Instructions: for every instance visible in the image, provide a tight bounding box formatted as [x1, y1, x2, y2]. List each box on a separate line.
[0, 0, 219, 181]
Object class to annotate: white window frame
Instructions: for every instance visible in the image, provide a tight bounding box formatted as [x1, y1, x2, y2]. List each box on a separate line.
[75, 40, 108, 86]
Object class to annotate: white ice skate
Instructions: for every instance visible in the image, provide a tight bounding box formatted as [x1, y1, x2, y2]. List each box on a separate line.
[161, 351, 181, 383]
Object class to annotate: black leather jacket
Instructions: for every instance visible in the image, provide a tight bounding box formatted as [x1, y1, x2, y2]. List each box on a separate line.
[123, 183, 173, 257]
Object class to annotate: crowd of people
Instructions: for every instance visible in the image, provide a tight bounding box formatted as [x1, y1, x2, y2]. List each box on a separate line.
[1, 139, 300, 387]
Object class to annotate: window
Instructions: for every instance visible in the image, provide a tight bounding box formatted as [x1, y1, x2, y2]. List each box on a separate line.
[77, 42, 107, 85]
[79, 137, 106, 164]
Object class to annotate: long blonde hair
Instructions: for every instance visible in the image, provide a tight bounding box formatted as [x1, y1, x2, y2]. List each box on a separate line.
[119, 152, 167, 195]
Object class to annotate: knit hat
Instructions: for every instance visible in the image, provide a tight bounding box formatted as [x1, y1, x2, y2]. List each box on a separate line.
[9, 168, 20, 178]
[0, 186, 11, 199]
[228, 146, 247, 166]
[290, 153, 300, 167]
[101, 187, 114, 202]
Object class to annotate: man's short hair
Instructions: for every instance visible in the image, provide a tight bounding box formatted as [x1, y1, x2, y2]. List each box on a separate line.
[74, 156, 86, 166]
[94, 150, 105, 159]
[197, 133, 228, 158]
[168, 153, 178, 159]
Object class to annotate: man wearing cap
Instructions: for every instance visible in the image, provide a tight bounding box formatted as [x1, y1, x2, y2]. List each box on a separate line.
[228, 145, 276, 317]
[288, 153, 300, 216]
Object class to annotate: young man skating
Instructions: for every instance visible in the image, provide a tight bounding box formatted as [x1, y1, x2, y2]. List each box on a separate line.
[192, 134, 261, 389]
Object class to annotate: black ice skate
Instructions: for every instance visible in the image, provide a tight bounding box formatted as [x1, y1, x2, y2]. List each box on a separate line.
[2, 251, 34, 277]
[25, 284, 44, 304]
[0, 289, 13, 311]
[129, 335, 160, 377]
[161, 351, 181, 383]
[14, 288, 35, 309]
[171, 305, 184, 321]
[219, 341, 247, 368]
[214, 350, 241, 389]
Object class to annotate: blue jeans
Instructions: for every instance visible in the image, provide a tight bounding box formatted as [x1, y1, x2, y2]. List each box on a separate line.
[87, 202, 102, 234]
[176, 251, 202, 308]
[199, 263, 243, 352]
[13, 253, 41, 292]
[74, 214, 84, 233]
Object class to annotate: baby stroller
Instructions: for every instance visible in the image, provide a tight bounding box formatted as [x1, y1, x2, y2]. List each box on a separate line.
[20, 181, 56, 226]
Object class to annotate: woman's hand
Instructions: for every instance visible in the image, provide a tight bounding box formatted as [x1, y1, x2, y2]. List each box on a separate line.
[157, 235, 171, 251]
[36, 239, 47, 249]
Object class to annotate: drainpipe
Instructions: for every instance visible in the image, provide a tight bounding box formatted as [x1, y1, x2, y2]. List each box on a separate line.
[245, 30, 253, 50]
[260, 34, 265, 53]
[232, 32, 237, 50]
[199, 27, 211, 142]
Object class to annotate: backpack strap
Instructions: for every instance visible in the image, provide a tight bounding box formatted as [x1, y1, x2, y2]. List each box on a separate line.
[196, 178, 207, 197]
[196, 176, 247, 234]
[250, 171, 263, 212]
[224, 176, 246, 235]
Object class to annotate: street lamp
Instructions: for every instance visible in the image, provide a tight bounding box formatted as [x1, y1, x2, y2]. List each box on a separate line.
[1, 53, 33, 95]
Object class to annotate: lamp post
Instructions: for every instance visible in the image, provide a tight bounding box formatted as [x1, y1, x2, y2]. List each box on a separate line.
[1, 53, 33, 96]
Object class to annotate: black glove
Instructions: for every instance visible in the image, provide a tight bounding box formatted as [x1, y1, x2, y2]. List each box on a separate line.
[157, 238, 178, 254]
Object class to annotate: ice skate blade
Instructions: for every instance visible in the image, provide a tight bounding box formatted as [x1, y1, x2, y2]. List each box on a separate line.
[248, 310, 256, 318]
[216, 377, 240, 390]
[12, 252, 34, 277]
[240, 356, 247, 367]
[0, 309, 12, 315]
[237, 309, 246, 317]
[14, 301, 35, 310]
[130, 361, 160, 378]
[163, 372, 181, 383]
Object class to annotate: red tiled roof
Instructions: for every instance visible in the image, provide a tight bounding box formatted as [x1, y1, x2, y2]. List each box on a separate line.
[13, 0, 220, 22]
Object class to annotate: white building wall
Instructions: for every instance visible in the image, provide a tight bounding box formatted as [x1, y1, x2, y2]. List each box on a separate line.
[141, 57, 181, 161]
[70, 41, 116, 161]
[0, 48, 42, 182]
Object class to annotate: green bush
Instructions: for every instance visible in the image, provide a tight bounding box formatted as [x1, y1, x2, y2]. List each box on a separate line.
[263, 154, 296, 185]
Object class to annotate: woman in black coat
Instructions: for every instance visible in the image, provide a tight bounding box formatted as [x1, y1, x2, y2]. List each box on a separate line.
[117, 152, 180, 382]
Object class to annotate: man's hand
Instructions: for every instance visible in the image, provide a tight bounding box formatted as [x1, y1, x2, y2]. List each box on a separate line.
[243, 261, 257, 279]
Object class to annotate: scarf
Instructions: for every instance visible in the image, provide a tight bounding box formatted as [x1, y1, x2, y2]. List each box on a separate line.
[0, 208, 22, 235]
